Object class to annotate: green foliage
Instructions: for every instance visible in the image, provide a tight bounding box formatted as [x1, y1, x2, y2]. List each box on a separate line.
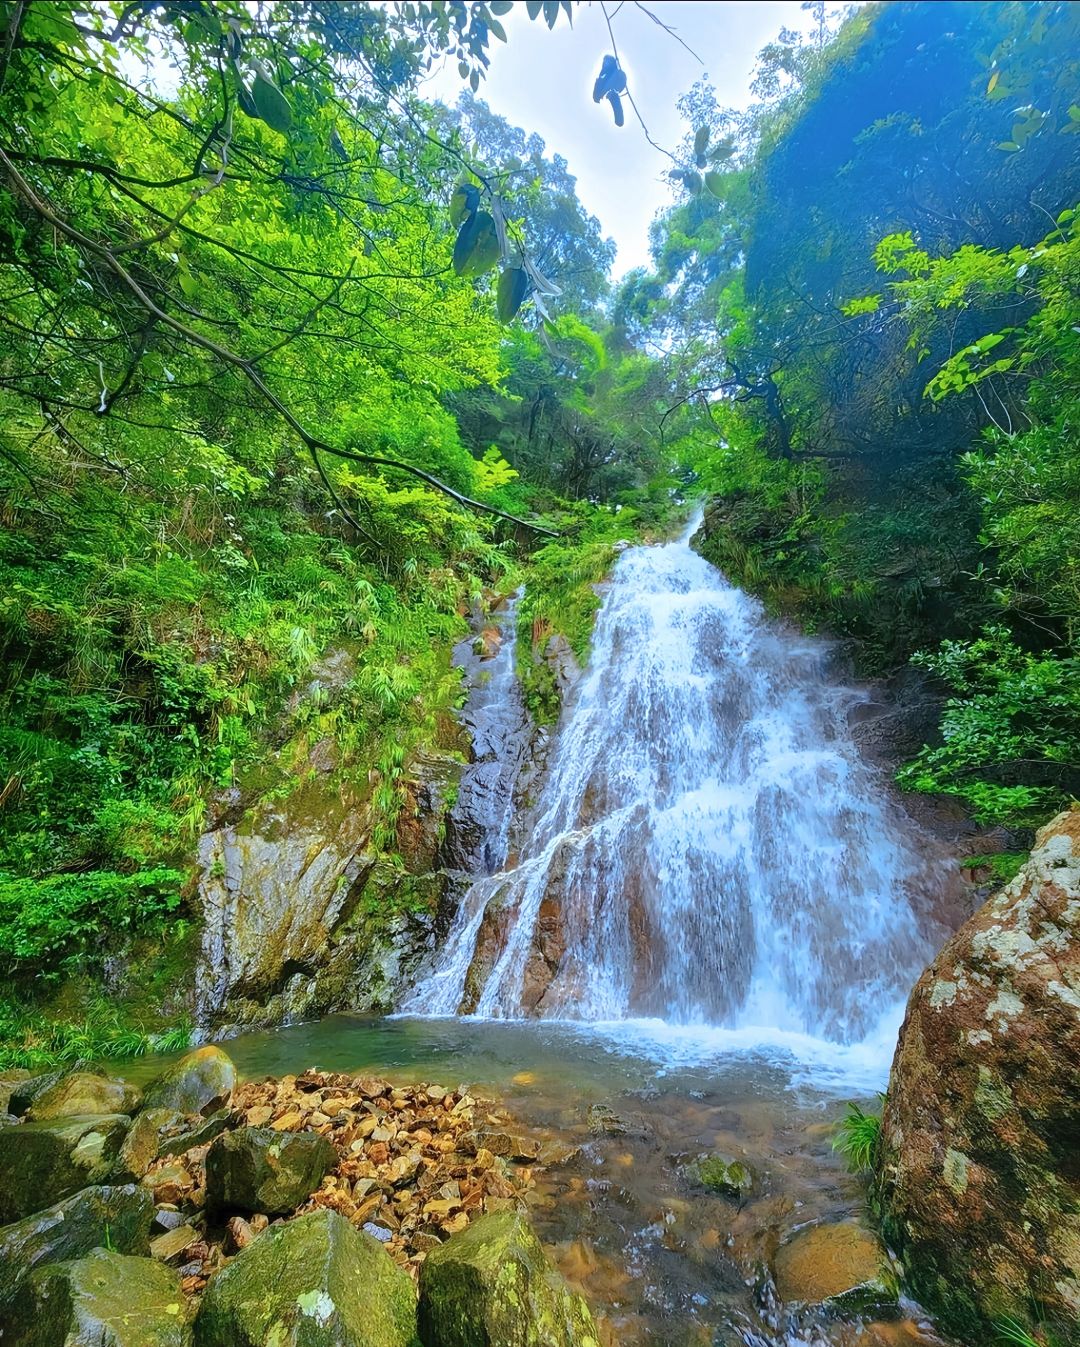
[994, 1315, 1066, 1347]
[0, 994, 192, 1072]
[832, 1101, 883, 1174]
[897, 630, 1080, 825]
[965, 852, 1029, 885]
[0, 868, 183, 976]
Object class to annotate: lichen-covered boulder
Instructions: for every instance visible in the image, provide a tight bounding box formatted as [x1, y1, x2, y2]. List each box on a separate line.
[417, 1210, 599, 1347]
[773, 1221, 897, 1315]
[194, 1207, 418, 1347]
[0, 1184, 153, 1309]
[30, 1071, 142, 1121]
[6, 1248, 191, 1346]
[205, 1126, 337, 1216]
[140, 1047, 236, 1117]
[877, 806, 1080, 1341]
[0, 1114, 131, 1222]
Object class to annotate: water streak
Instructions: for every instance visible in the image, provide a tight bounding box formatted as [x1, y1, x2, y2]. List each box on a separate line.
[404, 520, 944, 1046]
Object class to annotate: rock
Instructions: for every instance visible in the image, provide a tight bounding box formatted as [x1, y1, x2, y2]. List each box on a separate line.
[683, 1153, 755, 1200]
[773, 1221, 896, 1315]
[141, 1048, 236, 1117]
[151, 1224, 200, 1263]
[877, 807, 1080, 1340]
[417, 1210, 599, 1347]
[116, 1108, 183, 1180]
[0, 1114, 132, 1222]
[460, 1131, 539, 1163]
[205, 1126, 338, 1216]
[0, 1068, 32, 1113]
[157, 1108, 238, 1158]
[6, 1248, 191, 1346]
[194, 1207, 418, 1347]
[0, 1184, 153, 1309]
[7, 1071, 64, 1117]
[29, 1071, 141, 1120]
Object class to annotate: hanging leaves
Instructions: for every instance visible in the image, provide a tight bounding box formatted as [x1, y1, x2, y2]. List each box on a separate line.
[250, 62, 293, 135]
[694, 126, 709, 167]
[450, 180, 480, 226]
[453, 210, 499, 277]
[704, 171, 725, 198]
[496, 266, 529, 323]
[592, 54, 627, 127]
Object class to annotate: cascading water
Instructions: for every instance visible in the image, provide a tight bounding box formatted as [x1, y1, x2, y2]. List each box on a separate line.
[403, 518, 946, 1049]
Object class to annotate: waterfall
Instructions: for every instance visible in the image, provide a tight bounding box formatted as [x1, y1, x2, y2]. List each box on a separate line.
[403, 520, 944, 1045]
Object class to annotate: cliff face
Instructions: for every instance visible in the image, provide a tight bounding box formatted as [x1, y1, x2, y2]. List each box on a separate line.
[877, 807, 1080, 1342]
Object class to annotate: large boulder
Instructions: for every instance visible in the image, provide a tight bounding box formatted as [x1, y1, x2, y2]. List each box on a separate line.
[417, 1210, 599, 1347]
[194, 1207, 419, 1347]
[29, 1071, 141, 1120]
[0, 1068, 33, 1113]
[0, 1114, 131, 1222]
[7, 1072, 64, 1117]
[0, 1184, 153, 1309]
[205, 1126, 337, 1216]
[140, 1047, 236, 1117]
[877, 806, 1080, 1341]
[115, 1108, 183, 1180]
[773, 1221, 897, 1315]
[6, 1248, 191, 1346]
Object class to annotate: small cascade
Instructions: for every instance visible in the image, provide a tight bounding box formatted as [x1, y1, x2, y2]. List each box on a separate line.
[404, 520, 949, 1045]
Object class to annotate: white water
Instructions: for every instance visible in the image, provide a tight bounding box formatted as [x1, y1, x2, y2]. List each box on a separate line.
[403, 519, 946, 1070]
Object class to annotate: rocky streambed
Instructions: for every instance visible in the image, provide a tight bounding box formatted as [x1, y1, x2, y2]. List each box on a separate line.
[0, 1046, 597, 1345]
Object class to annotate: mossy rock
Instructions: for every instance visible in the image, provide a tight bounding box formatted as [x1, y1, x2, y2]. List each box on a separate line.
[194, 1207, 419, 1347]
[417, 1210, 599, 1347]
[30, 1072, 142, 1121]
[683, 1152, 755, 1200]
[205, 1126, 337, 1216]
[0, 1114, 132, 1222]
[115, 1108, 184, 1180]
[141, 1047, 236, 1118]
[7, 1072, 65, 1117]
[0, 1069, 33, 1114]
[774, 1220, 898, 1316]
[7, 1248, 191, 1346]
[0, 1183, 153, 1309]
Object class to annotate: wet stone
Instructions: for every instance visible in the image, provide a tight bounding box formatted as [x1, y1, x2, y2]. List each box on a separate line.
[6, 1248, 192, 1347]
[29, 1071, 141, 1121]
[141, 1047, 236, 1118]
[0, 1114, 132, 1222]
[205, 1126, 338, 1216]
[774, 1220, 897, 1315]
[0, 1184, 153, 1310]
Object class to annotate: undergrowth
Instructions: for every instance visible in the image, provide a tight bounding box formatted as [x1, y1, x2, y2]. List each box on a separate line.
[832, 1100, 883, 1173]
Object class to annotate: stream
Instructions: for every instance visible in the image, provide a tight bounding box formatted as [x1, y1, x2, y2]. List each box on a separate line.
[160, 520, 959, 1345]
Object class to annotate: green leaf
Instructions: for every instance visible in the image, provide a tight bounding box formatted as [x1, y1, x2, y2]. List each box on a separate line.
[449, 180, 479, 226]
[490, 1, 514, 12]
[704, 171, 725, 198]
[496, 266, 529, 322]
[488, 17, 506, 41]
[453, 210, 499, 277]
[251, 70, 293, 135]
[525, 0, 543, 18]
[694, 126, 709, 157]
[542, 0, 560, 28]
[708, 141, 735, 163]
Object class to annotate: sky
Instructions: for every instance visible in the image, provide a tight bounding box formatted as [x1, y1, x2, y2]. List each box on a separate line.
[422, 1, 818, 277]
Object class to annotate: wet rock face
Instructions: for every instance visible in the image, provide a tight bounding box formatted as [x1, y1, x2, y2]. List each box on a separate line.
[417, 1210, 599, 1347]
[878, 806, 1080, 1340]
[773, 1221, 896, 1315]
[29, 1071, 141, 1121]
[194, 1207, 418, 1347]
[196, 759, 457, 1035]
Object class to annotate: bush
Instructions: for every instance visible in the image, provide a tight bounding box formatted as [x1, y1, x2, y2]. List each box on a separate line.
[0, 866, 183, 976]
[832, 1101, 882, 1173]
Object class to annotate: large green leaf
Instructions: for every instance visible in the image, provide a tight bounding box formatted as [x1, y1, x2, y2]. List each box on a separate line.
[251, 70, 292, 134]
[449, 181, 480, 226]
[704, 171, 726, 198]
[453, 211, 499, 277]
[496, 266, 529, 323]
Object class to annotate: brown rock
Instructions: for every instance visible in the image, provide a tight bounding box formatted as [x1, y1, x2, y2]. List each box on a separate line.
[878, 807, 1080, 1341]
[150, 1223, 199, 1262]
